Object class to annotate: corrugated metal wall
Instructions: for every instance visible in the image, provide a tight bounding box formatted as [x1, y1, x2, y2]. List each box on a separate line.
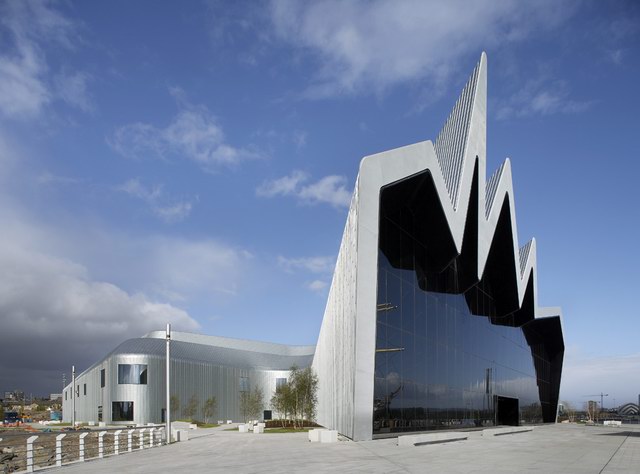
[63, 353, 290, 424]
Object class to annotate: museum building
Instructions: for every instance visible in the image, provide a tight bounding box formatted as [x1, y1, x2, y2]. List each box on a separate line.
[64, 53, 564, 441]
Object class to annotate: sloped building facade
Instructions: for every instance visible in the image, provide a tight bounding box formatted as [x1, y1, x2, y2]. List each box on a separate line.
[312, 53, 564, 440]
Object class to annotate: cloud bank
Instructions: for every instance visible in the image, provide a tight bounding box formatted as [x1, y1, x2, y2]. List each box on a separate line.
[257, 170, 352, 208]
[269, 0, 577, 98]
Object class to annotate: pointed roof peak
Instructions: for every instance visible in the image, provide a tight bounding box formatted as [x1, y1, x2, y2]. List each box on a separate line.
[433, 53, 487, 207]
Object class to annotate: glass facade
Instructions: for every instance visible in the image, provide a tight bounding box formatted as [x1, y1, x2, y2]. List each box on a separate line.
[373, 172, 558, 436]
[117, 364, 148, 385]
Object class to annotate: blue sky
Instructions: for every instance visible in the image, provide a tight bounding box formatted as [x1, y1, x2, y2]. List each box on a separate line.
[0, 0, 638, 407]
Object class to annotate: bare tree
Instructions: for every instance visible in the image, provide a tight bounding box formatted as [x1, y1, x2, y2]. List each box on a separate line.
[183, 394, 199, 421]
[247, 387, 264, 422]
[584, 401, 598, 422]
[561, 401, 576, 422]
[203, 397, 217, 424]
[170, 395, 180, 419]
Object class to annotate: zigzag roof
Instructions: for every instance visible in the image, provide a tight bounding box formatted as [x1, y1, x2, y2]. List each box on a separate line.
[371, 52, 537, 311]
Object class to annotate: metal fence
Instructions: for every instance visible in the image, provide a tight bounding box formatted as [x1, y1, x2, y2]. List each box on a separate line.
[0, 425, 166, 473]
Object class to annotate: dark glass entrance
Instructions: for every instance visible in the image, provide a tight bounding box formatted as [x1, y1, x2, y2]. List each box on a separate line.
[495, 396, 519, 426]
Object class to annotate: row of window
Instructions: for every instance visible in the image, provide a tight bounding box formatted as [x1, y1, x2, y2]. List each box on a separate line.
[65, 364, 148, 401]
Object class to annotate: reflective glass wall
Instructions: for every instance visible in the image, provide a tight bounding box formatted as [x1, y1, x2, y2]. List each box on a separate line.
[373, 172, 557, 436]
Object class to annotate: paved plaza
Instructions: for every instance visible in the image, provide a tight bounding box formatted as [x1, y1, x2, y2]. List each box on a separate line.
[56, 423, 640, 473]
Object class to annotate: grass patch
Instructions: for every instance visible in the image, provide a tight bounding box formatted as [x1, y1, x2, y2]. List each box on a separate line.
[265, 427, 312, 434]
[174, 419, 220, 428]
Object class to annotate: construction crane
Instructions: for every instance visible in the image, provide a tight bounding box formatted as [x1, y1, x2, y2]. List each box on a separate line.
[583, 393, 609, 410]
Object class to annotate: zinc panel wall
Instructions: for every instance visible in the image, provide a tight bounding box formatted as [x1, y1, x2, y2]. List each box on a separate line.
[64, 353, 291, 424]
[312, 185, 358, 439]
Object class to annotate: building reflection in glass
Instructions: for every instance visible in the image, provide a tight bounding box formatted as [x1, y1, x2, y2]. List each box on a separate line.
[373, 170, 561, 436]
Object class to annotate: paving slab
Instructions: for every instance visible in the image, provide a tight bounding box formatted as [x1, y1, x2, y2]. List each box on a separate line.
[54, 423, 640, 473]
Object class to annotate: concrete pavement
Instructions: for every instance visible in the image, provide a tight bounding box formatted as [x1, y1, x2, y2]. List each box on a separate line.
[54, 423, 640, 473]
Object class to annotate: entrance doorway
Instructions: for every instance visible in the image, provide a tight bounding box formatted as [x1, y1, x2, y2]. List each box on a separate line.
[495, 396, 519, 426]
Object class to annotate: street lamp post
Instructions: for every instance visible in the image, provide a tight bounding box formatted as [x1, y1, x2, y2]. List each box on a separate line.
[71, 365, 76, 427]
[166, 323, 171, 444]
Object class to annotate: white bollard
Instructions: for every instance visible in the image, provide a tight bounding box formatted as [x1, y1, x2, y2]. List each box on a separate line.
[149, 428, 155, 447]
[26, 435, 38, 473]
[128, 429, 134, 452]
[114, 430, 122, 455]
[56, 433, 66, 466]
[98, 431, 107, 458]
[139, 428, 146, 450]
[79, 432, 89, 462]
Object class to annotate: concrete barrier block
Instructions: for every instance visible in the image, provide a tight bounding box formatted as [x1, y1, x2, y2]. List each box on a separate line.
[253, 425, 264, 434]
[308, 429, 326, 442]
[176, 430, 189, 442]
[227, 420, 232, 424]
[398, 432, 468, 447]
[217, 420, 224, 425]
[98, 422, 106, 427]
[239, 424, 248, 433]
[320, 430, 338, 443]
[88, 421, 96, 426]
[189, 423, 198, 430]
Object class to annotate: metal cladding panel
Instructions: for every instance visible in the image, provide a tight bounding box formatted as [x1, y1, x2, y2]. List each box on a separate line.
[312, 182, 359, 439]
[64, 337, 311, 424]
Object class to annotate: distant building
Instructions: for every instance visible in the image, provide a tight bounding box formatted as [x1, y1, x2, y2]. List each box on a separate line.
[618, 403, 639, 416]
[3, 391, 24, 401]
[49, 393, 62, 401]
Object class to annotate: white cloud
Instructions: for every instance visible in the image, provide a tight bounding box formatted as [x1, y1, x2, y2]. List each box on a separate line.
[307, 279, 329, 293]
[36, 171, 81, 186]
[269, 0, 577, 98]
[560, 349, 640, 406]
[153, 201, 193, 223]
[257, 170, 352, 208]
[298, 175, 352, 208]
[495, 79, 592, 119]
[117, 178, 194, 223]
[256, 170, 308, 197]
[54, 70, 93, 112]
[145, 237, 246, 299]
[278, 255, 335, 274]
[0, 1, 88, 119]
[109, 89, 259, 171]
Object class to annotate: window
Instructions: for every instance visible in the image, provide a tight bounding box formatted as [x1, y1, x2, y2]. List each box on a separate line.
[65, 391, 67, 401]
[98, 406, 103, 422]
[276, 378, 287, 389]
[118, 364, 148, 385]
[83, 383, 87, 396]
[76, 385, 79, 397]
[100, 369, 105, 388]
[239, 376, 249, 392]
[112, 402, 134, 421]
